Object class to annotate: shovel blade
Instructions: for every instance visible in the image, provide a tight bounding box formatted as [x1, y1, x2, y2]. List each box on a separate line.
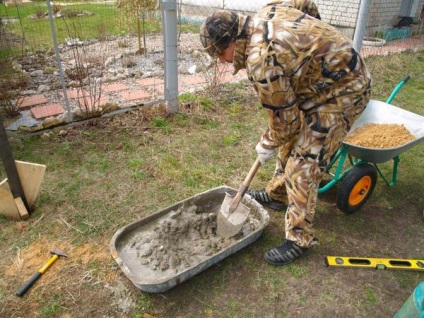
[217, 193, 250, 238]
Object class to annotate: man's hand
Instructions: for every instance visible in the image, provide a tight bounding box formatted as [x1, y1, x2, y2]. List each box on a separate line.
[255, 143, 275, 164]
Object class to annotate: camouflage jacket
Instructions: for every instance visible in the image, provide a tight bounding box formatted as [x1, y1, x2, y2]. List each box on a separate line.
[269, 0, 321, 19]
[233, 1, 371, 148]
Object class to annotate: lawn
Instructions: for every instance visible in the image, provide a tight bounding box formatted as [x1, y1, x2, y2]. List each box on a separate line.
[0, 1, 199, 57]
[0, 50, 423, 317]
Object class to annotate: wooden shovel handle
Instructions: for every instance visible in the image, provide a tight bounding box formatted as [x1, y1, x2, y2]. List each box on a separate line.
[228, 139, 296, 214]
[229, 157, 261, 213]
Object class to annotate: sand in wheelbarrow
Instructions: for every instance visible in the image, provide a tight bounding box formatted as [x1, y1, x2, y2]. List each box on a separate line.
[345, 123, 415, 148]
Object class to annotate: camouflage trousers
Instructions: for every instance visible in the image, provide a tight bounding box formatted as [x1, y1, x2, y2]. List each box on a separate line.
[265, 90, 371, 248]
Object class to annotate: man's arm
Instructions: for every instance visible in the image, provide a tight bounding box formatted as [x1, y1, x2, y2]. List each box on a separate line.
[251, 74, 301, 149]
[291, 0, 321, 19]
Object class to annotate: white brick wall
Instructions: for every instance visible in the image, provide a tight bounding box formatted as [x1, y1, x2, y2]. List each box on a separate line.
[315, 0, 360, 27]
[184, 0, 424, 38]
[308, 0, 423, 37]
[307, 0, 422, 29]
[366, 0, 424, 36]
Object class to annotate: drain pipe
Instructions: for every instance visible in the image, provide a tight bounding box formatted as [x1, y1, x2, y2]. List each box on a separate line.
[46, 0, 72, 122]
[161, 0, 179, 113]
[352, 0, 371, 52]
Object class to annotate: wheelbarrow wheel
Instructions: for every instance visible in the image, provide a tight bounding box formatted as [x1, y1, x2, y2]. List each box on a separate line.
[337, 164, 377, 214]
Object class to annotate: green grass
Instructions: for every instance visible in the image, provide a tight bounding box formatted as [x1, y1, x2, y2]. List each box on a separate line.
[0, 2, 162, 54]
[0, 1, 198, 56]
[1, 3, 117, 50]
[366, 49, 424, 114]
[40, 294, 63, 318]
[0, 50, 424, 317]
[365, 285, 378, 304]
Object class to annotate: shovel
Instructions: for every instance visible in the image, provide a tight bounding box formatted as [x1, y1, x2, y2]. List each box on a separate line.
[217, 157, 261, 238]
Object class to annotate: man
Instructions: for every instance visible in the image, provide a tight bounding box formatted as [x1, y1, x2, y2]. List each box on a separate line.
[200, 0, 372, 265]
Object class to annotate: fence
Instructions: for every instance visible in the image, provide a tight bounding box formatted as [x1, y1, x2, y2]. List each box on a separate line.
[0, 0, 423, 133]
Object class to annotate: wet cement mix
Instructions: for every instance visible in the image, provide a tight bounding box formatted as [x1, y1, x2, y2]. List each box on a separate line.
[345, 123, 416, 148]
[118, 202, 263, 281]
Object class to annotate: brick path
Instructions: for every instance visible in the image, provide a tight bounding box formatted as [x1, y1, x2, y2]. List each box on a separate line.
[18, 95, 48, 110]
[360, 33, 424, 57]
[14, 70, 244, 121]
[11, 35, 422, 123]
[31, 103, 65, 119]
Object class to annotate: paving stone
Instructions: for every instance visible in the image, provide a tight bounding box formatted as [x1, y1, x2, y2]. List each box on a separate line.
[77, 96, 110, 109]
[153, 84, 165, 94]
[103, 83, 130, 93]
[219, 72, 235, 83]
[216, 64, 232, 73]
[180, 75, 204, 85]
[119, 90, 151, 101]
[137, 77, 164, 87]
[60, 88, 89, 99]
[31, 103, 65, 119]
[18, 95, 48, 109]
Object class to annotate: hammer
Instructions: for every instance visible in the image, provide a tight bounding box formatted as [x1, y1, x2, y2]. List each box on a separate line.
[16, 249, 67, 297]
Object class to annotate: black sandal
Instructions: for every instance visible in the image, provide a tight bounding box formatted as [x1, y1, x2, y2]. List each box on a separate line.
[264, 240, 308, 266]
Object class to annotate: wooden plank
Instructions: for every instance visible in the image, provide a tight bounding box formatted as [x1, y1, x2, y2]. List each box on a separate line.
[15, 161, 46, 208]
[0, 179, 20, 220]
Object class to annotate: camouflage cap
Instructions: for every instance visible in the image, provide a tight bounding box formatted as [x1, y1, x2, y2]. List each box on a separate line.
[199, 10, 239, 57]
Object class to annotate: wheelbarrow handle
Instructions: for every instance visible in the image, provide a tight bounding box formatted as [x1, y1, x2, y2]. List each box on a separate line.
[386, 75, 411, 104]
[402, 75, 411, 84]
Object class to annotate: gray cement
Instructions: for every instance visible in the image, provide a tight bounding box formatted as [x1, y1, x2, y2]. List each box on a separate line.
[119, 204, 260, 281]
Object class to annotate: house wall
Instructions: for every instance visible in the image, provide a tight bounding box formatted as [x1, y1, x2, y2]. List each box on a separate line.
[316, 0, 423, 37]
[183, 0, 424, 38]
[365, 0, 401, 36]
[314, 0, 359, 27]
[313, 0, 360, 38]
[366, 0, 424, 35]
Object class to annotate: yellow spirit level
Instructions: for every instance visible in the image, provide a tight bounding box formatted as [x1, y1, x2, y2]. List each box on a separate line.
[326, 256, 424, 271]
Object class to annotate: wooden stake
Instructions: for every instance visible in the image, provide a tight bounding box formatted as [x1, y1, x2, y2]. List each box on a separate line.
[14, 197, 29, 220]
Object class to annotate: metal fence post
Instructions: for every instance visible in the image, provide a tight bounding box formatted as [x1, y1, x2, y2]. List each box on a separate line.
[352, 0, 371, 52]
[46, 0, 72, 122]
[161, 0, 179, 113]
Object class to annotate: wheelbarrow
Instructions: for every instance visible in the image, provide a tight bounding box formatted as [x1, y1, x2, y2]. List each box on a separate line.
[318, 76, 424, 214]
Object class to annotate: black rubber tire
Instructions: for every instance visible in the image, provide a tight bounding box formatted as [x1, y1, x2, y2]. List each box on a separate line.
[336, 164, 377, 214]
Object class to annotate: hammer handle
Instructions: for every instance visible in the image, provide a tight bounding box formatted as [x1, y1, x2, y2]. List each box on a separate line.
[39, 254, 59, 273]
[15, 254, 59, 297]
[16, 272, 42, 297]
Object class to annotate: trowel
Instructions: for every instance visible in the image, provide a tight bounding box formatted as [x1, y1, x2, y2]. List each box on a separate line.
[217, 157, 261, 238]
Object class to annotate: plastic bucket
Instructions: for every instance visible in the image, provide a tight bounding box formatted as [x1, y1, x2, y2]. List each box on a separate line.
[395, 282, 424, 318]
